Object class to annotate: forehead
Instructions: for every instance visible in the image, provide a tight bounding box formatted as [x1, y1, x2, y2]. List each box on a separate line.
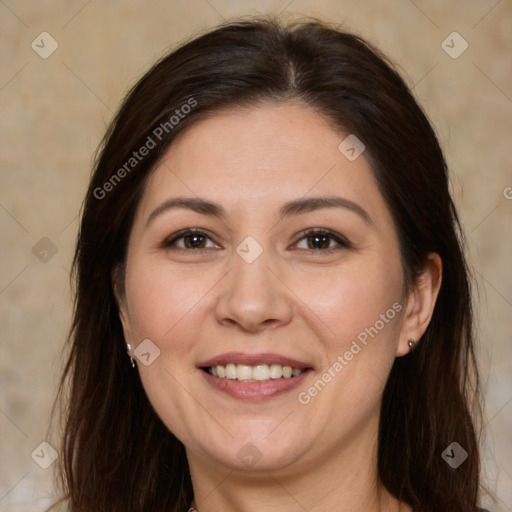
[135, 101, 385, 221]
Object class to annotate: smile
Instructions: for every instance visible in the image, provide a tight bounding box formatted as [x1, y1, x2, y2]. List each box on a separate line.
[205, 363, 304, 382]
[197, 352, 313, 401]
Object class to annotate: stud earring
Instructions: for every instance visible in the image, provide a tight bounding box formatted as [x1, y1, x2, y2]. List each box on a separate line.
[408, 339, 417, 352]
[126, 343, 136, 368]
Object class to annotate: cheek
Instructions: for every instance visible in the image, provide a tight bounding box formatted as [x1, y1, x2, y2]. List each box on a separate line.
[291, 258, 404, 350]
[123, 257, 213, 344]
[122, 261, 218, 441]
[289, 257, 405, 420]
[290, 261, 404, 434]
[124, 247, 404, 360]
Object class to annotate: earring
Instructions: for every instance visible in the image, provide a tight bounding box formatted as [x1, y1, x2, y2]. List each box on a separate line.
[126, 343, 136, 368]
[408, 339, 417, 352]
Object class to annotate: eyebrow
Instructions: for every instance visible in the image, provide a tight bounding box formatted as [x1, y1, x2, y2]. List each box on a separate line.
[146, 195, 372, 227]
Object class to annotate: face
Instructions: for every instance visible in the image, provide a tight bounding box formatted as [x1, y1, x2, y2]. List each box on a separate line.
[117, 101, 420, 476]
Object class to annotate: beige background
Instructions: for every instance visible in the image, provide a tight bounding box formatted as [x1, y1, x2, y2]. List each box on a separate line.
[1, 1, 511, 511]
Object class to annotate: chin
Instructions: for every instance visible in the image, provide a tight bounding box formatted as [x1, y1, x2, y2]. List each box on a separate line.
[200, 433, 306, 473]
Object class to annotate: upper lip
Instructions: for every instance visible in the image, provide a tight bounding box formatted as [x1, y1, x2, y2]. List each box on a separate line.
[198, 352, 312, 370]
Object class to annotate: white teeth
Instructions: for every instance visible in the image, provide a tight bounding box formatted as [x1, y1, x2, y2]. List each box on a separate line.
[282, 366, 292, 378]
[207, 363, 305, 381]
[269, 364, 283, 379]
[253, 364, 270, 381]
[225, 363, 237, 379]
[237, 364, 253, 380]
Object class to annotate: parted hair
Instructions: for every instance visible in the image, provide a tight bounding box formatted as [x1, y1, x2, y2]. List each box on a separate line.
[47, 15, 486, 512]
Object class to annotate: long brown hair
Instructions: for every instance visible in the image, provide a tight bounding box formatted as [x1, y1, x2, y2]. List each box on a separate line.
[47, 16, 485, 512]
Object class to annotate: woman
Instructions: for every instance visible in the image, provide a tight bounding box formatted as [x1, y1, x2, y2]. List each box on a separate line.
[47, 16, 490, 512]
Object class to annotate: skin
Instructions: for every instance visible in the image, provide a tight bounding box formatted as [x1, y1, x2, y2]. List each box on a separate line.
[116, 101, 442, 512]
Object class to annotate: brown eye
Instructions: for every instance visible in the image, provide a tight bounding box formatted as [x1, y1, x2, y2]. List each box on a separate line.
[182, 233, 207, 249]
[294, 229, 351, 252]
[162, 229, 219, 250]
[306, 233, 331, 250]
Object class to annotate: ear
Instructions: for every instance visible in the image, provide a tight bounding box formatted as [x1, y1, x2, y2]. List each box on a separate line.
[396, 252, 442, 357]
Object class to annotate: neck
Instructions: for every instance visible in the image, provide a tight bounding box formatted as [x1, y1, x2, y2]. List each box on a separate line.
[186, 414, 410, 512]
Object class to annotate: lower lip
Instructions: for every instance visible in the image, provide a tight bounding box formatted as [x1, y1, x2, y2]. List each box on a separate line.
[200, 369, 312, 401]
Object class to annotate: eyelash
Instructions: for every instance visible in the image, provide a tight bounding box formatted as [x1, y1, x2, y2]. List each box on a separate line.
[161, 228, 352, 254]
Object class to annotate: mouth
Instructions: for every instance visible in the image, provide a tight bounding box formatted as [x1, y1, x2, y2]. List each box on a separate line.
[203, 363, 308, 381]
[197, 352, 313, 400]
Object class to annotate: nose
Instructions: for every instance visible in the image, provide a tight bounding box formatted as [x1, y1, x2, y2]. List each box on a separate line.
[214, 244, 294, 333]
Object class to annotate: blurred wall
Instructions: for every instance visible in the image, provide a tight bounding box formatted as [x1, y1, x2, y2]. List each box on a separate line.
[0, 1, 511, 510]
